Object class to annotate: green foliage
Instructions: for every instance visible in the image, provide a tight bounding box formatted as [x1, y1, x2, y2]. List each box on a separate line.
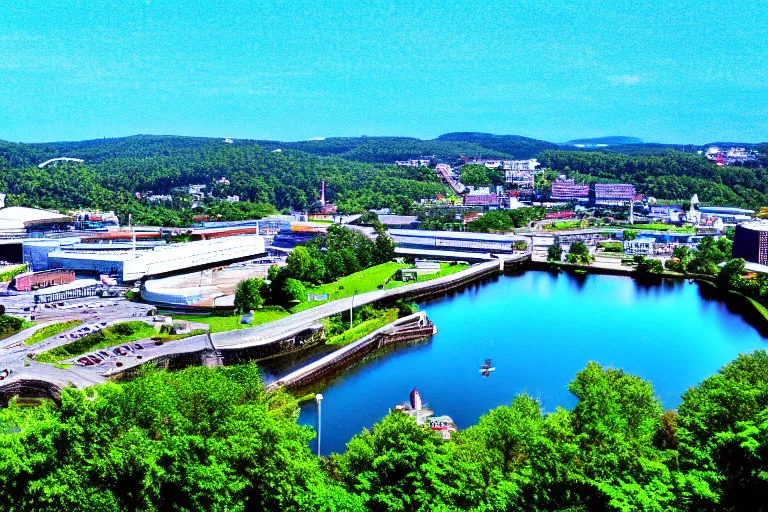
[0, 315, 24, 337]
[623, 229, 638, 240]
[0, 264, 28, 282]
[0, 364, 358, 511]
[24, 320, 82, 346]
[539, 149, 768, 208]
[635, 256, 665, 275]
[599, 241, 624, 252]
[459, 164, 503, 187]
[234, 278, 266, 312]
[566, 241, 594, 264]
[547, 243, 563, 262]
[467, 207, 546, 233]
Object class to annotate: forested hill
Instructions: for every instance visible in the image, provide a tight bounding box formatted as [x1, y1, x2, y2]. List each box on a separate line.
[0, 132, 556, 166]
[0, 142, 448, 225]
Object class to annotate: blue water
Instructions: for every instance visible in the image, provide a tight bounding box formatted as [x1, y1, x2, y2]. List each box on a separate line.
[298, 271, 767, 455]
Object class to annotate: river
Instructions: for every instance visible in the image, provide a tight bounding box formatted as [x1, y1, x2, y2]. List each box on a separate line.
[292, 270, 767, 455]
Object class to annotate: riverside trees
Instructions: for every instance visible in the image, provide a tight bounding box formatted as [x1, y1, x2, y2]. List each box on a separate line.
[2, 354, 768, 510]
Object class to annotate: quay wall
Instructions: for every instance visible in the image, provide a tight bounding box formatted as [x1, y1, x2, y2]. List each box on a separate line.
[268, 312, 435, 391]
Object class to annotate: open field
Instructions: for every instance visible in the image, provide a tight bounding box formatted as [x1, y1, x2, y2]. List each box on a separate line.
[622, 223, 696, 233]
[384, 263, 469, 289]
[176, 308, 290, 333]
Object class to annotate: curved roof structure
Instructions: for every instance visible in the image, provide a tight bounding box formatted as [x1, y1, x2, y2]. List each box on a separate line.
[38, 157, 84, 168]
[0, 206, 73, 230]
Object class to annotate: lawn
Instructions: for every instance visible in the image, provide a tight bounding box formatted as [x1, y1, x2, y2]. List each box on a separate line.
[0, 264, 28, 282]
[35, 321, 168, 363]
[622, 223, 695, 233]
[384, 263, 469, 289]
[24, 320, 82, 345]
[291, 262, 407, 313]
[325, 309, 399, 346]
[175, 308, 290, 333]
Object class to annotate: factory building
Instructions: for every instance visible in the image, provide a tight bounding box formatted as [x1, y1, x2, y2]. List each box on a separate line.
[733, 222, 768, 266]
[550, 178, 590, 201]
[594, 183, 636, 206]
[389, 229, 528, 258]
[47, 235, 266, 283]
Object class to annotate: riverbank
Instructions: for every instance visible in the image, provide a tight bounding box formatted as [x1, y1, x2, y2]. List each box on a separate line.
[529, 259, 768, 334]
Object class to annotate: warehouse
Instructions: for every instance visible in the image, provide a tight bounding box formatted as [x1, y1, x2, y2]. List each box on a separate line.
[48, 235, 266, 283]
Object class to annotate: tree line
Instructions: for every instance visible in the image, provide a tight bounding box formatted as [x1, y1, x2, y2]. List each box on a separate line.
[538, 149, 768, 208]
[0, 142, 446, 226]
[1, 350, 766, 511]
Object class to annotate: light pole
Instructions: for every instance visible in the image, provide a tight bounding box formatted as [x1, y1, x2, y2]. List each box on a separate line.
[315, 393, 324, 456]
[349, 293, 356, 330]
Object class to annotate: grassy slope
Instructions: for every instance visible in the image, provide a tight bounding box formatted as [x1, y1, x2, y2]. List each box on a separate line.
[384, 263, 469, 289]
[25, 320, 82, 345]
[325, 309, 399, 346]
[291, 262, 407, 313]
[176, 309, 290, 333]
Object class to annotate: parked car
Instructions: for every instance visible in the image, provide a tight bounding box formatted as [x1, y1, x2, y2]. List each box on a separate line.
[77, 357, 93, 366]
[0, 368, 10, 380]
[122, 345, 135, 354]
[87, 355, 102, 364]
[113, 347, 127, 356]
[133, 343, 144, 350]
[98, 351, 111, 359]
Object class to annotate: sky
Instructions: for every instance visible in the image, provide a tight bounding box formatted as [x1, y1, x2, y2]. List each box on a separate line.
[1, 0, 767, 144]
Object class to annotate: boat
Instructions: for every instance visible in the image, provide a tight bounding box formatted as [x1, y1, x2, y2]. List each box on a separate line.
[479, 358, 496, 375]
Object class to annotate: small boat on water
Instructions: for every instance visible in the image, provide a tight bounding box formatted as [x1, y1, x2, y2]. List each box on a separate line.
[479, 358, 496, 376]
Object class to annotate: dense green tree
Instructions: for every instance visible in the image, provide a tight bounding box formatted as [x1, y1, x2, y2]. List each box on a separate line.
[635, 256, 664, 276]
[547, 243, 563, 262]
[677, 351, 768, 511]
[333, 411, 458, 512]
[567, 241, 594, 264]
[234, 278, 266, 312]
[0, 365, 358, 511]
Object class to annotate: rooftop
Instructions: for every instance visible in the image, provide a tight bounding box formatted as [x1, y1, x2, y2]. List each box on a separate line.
[389, 229, 528, 241]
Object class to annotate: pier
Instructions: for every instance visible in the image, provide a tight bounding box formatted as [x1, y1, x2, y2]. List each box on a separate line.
[266, 311, 436, 391]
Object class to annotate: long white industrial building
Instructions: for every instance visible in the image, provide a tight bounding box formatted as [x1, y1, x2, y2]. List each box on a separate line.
[48, 235, 266, 282]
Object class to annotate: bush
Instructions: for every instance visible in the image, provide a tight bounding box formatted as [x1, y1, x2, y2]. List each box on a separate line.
[0, 315, 24, 336]
[112, 323, 136, 336]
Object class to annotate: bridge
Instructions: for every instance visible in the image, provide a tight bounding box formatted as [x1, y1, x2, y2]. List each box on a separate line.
[38, 157, 85, 168]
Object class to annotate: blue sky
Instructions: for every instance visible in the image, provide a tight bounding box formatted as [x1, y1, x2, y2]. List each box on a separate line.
[2, 0, 766, 144]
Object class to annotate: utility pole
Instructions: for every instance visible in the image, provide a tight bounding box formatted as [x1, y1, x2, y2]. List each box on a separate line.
[350, 293, 355, 330]
[315, 393, 324, 456]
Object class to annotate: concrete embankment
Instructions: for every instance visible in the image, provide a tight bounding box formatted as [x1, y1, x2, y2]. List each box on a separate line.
[266, 311, 436, 392]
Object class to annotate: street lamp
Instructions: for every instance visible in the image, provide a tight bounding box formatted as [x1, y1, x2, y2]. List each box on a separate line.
[315, 393, 324, 456]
